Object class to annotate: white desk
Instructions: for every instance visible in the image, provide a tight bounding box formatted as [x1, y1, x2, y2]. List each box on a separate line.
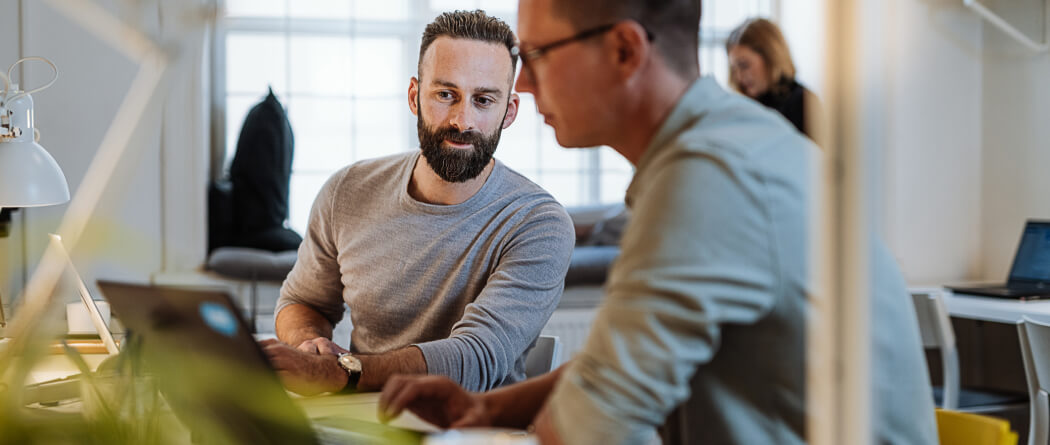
[944, 290, 1050, 324]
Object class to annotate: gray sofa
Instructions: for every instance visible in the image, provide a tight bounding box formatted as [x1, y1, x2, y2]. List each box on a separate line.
[559, 204, 629, 309]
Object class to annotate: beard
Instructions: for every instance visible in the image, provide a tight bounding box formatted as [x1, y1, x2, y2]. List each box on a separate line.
[417, 104, 505, 183]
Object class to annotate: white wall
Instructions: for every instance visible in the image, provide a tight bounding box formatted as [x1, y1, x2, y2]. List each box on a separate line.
[781, 0, 986, 285]
[872, 0, 1050, 284]
[880, 0, 985, 284]
[978, 0, 1050, 279]
[0, 0, 22, 315]
[15, 0, 170, 306]
[2, 0, 213, 316]
[0, 0, 19, 101]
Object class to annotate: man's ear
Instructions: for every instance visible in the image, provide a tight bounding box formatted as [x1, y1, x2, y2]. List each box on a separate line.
[408, 77, 420, 116]
[608, 21, 650, 80]
[502, 92, 520, 129]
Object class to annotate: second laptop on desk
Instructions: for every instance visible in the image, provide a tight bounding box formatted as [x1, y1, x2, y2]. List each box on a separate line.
[947, 220, 1050, 300]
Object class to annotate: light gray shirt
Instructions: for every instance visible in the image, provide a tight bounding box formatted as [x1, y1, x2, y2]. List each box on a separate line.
[277, 152, 575, 391]
[546, 77, 937, 444]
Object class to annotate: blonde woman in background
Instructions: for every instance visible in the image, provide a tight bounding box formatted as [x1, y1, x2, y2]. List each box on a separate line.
[727, 18, 820, 139]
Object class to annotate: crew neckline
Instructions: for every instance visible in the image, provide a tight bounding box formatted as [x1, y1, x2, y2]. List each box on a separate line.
[398, 152, 503, 215]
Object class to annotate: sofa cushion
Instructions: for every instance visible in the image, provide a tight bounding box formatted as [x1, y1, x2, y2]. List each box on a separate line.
[558, 285, 605, 309]
[583, 204, 629, 247]
[565, 246, 619, 287]
[207, 247, 298, 282]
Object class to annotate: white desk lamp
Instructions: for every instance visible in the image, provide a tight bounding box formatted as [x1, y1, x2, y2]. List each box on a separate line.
[0, 57, 70, 329]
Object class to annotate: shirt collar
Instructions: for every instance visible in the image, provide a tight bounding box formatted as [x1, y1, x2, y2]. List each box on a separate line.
[626, 76, 722, 205]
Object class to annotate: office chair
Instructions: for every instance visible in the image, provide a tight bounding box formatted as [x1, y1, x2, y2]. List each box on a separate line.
[936, 409, 1018, 445]
[1017, 317, 1050, 445]
[524, 335, 563, 378]
[911, 288, 1027, 411]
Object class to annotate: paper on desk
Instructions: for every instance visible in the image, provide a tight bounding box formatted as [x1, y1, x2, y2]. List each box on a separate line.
[297, 392, 441, 433]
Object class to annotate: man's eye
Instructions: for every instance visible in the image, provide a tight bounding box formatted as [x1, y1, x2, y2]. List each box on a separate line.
[475, 97, 493, 106]
[438, 91, 454, 100]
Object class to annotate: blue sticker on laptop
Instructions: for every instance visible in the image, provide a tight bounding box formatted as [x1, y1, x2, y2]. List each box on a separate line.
[199, 302, 238, 337]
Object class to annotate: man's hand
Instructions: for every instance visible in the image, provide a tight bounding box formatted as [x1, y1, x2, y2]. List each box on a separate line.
[378, 375, 492, 428]
[275, 303, 334, 347]
[296, 336, 350, 355]
[260, 338, 348, 396]
[533, 405, 566, 445]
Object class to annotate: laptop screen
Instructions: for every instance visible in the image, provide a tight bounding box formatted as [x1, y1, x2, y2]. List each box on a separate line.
[50, 234, 120, 355]
[1008, 221, 1050, 282]
[96, 281, 319, 444]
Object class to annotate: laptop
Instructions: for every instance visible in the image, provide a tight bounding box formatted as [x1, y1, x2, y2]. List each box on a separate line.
[947, 220, 1050, 300]
[96, 280, 423, 445]
[19, 235, 122, 404]
[51, 234, 120, 354]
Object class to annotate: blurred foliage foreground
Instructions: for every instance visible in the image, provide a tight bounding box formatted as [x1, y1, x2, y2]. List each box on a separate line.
[0, 325, 321, 444]
[0, 332, 182, 444]
[0, 321, 420, 445]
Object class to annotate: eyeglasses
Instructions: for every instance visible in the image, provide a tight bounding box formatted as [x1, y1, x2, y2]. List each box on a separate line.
[513, 23, 616, 66]
[513, 23, 655, 85]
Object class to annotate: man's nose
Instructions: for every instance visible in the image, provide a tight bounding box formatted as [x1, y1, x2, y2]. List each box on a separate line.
[448, 102, 476, 132]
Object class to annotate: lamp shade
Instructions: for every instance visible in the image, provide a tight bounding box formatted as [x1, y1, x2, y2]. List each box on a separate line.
[0, 92, 69, 207]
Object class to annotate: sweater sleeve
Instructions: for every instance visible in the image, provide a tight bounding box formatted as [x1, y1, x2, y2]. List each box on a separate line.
[413, 201, 575, 391]
[275, 172, 347, 326]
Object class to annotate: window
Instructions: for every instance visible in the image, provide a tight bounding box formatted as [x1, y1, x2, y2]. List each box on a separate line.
[216, 0, 776, 234]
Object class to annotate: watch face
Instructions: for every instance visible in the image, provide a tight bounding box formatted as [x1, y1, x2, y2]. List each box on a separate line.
[339, 354, 363, 373]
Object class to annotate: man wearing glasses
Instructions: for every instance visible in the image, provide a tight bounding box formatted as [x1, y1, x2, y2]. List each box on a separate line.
[378, 0, 938, 444]
[260, 10, 575, 397]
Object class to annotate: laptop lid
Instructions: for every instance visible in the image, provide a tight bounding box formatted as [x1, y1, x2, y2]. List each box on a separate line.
[50, 234, 119, 355]
[96, 280, 318, 445]
[1007, 220, 1050, 285]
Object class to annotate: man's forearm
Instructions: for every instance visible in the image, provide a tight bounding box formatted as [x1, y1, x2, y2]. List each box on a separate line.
[485, 362, 569, 429]
[356, 346, 428, 391]
[275, 303, 334, 346]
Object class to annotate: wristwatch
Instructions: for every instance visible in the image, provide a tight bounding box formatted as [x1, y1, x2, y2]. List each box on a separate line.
[336, 352, 363, 391]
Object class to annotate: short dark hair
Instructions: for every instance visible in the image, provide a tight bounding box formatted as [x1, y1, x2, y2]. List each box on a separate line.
[551, 0, 701, 77]
[418, 10, 518, 81]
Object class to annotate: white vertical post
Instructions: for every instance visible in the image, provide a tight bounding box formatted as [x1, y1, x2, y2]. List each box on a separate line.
[808, 0, 882, 443]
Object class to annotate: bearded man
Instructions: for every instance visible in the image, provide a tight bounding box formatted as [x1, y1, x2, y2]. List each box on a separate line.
[261, 9, 575, 396]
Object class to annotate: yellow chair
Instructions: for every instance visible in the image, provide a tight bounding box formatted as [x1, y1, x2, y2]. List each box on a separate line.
[936, 409, 1018, 445]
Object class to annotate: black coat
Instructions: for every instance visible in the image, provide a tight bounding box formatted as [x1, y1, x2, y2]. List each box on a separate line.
[210, 88, 302, 253]
[756, 79, 819, 139]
